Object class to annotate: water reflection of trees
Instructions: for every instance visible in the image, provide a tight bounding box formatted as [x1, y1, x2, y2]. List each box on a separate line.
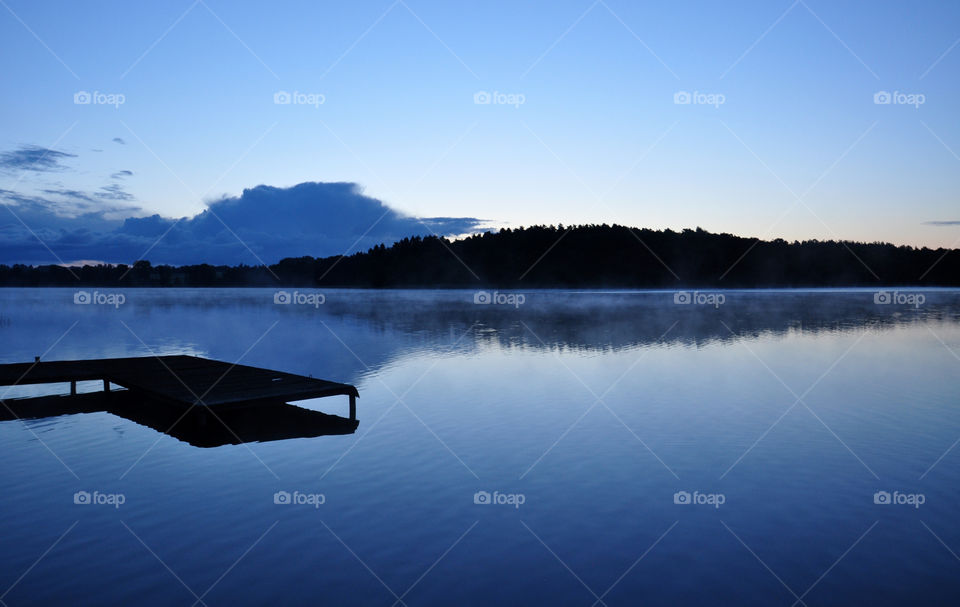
[317, 291, 960, 353]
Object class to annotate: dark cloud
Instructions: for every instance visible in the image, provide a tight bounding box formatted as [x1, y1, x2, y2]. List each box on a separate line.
[0, 188, 131, 265]
[112, 138, 126, 145]
[924, 220, 960, 226]
[0, 145, 76, 172]
[0, 181, 487, 265]
[110, 170, 133, 179]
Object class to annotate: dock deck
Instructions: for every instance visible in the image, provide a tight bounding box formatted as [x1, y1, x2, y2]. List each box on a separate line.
[0, 355, 358, 419]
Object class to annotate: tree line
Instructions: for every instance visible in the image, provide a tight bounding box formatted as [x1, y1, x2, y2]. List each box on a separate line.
[0, 225, 956, 287]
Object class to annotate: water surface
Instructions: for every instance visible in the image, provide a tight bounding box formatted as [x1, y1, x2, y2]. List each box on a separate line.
[0, 288, 958, 605]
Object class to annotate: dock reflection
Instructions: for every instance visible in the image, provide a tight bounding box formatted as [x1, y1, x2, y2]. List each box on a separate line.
[0, 391, 358, 447]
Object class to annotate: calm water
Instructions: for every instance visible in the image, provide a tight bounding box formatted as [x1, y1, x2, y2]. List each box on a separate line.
[1, 288, 959, 605]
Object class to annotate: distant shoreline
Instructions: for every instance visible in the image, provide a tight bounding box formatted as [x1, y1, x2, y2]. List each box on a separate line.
[1, 286, 959, 292]
[2, 225, 957, 288]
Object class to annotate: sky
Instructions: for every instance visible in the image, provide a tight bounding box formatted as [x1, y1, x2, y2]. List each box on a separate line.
[0, 0, 959, 265]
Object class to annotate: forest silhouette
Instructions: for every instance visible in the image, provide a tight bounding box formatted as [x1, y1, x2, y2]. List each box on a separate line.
[1, 225, 956, 288]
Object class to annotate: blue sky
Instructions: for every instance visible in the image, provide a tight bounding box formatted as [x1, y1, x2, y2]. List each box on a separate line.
[1, 0, 959, 264]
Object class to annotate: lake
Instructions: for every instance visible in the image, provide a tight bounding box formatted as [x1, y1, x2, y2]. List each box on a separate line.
[0, 288, 958, 605]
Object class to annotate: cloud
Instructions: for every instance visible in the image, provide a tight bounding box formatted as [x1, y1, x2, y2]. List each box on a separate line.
[418, 216, 491, 234]
[96, 183, 134, 201]
[0, 145, 76, 172]
[110, 170, 133, 179]
[0, 187, 134, 266]
[40, 188, 96, 204]
[0, 181, 487, 265]
[1, 187, 139, 219]
[924, 220, 960, 226]
[112, 138, 126, 145]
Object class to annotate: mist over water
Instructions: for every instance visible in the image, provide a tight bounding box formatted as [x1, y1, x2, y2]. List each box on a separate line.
[1, 288, 959, 605]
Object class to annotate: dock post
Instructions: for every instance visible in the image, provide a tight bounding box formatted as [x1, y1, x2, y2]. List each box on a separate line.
[103, 379, 110, 392]
[70, 381, 76, 396]
[349, 394, 356, 420]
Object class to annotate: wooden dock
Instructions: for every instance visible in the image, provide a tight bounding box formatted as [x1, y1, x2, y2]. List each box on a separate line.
[0, 355, 358, 419]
